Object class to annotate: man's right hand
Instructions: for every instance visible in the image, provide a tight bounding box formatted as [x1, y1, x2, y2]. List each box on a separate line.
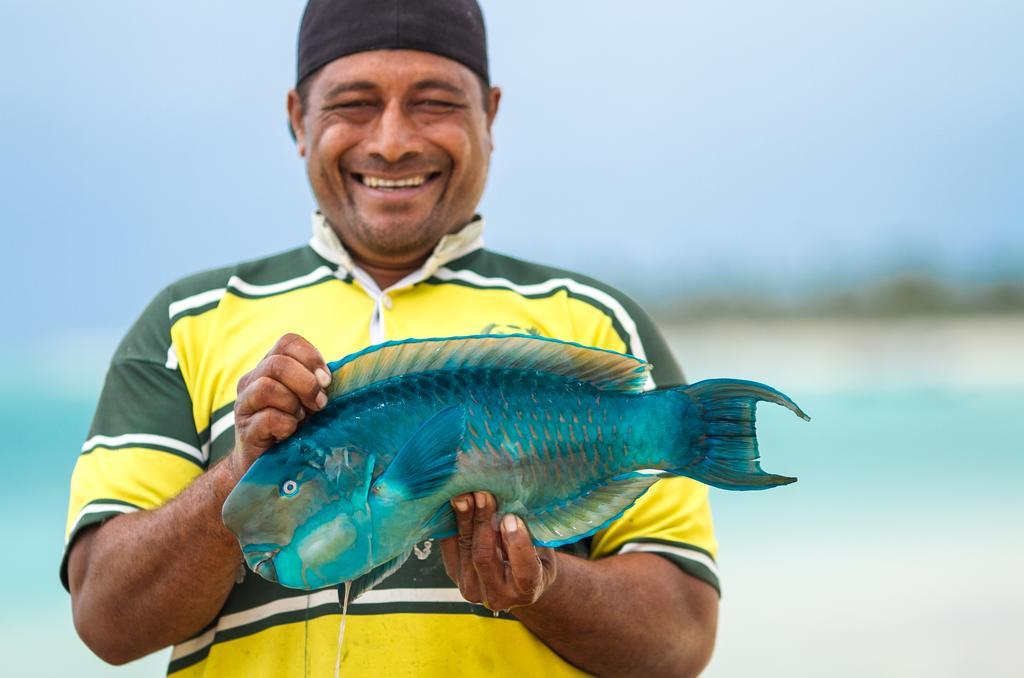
[68, 331, 332, 665]
[229, 333, 332, 482]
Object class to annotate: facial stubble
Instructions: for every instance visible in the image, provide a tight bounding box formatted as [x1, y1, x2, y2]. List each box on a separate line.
[330, 172, 464, 263]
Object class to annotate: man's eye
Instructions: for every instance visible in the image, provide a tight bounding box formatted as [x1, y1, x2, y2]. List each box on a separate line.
[417, 99, 459, 110]
[329, 100, 374, 110]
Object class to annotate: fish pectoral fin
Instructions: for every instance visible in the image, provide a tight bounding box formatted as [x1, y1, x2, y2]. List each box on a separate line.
[421, 502, 457, 540]
[526, 475, 660, 548]
[371, 405, 464, 502]
[346, 550, 413, 602]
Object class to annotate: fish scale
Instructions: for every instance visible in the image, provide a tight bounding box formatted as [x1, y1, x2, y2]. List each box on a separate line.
[375, 370, 659, 506]
[222, 334, 808, 593]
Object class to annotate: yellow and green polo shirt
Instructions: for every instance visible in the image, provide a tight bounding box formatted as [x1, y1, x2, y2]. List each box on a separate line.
[62, 214, 719, 677]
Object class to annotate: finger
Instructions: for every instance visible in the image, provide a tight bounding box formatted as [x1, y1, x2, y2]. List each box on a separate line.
[451, 494, 482, 603]
[236, 376, 305, 419]
[260, 354, 327, 412]
[438, 536, 461, 584]
[270, 333, 331, 389]
[537, 546, 558, 584]
[470, 492, 505, 605]
[237, 407, 300, 450]
[501, 515, 543, 596]
[452, 494, 475, 556]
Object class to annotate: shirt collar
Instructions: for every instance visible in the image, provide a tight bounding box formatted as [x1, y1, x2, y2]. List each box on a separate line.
[308, 212, 485, 289]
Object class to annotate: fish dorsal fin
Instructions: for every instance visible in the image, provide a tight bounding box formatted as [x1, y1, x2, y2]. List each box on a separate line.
[327, 334, 650, 399]
[345, 550, 412, 602]
[371, 406, 464, 502]
[523, 474, 661, 548]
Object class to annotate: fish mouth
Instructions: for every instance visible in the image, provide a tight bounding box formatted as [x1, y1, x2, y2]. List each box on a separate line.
[254, 557, 278, 582]
[243, 546, 280, 582]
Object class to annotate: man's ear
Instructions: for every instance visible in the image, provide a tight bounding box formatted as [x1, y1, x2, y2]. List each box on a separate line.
[286, 89, 307, 157]
[486, 86, 502, 132]
[485, 86, 501, 151]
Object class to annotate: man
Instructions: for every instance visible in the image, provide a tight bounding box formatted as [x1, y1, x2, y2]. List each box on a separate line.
[62, 1, 719, 675]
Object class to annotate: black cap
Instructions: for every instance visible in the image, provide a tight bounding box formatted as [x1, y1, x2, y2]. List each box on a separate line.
[297, 0, 489, 87]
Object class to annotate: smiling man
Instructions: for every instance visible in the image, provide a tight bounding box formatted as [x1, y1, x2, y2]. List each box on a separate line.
[62, 1, 719, 676]
[294, 47, 495, 291]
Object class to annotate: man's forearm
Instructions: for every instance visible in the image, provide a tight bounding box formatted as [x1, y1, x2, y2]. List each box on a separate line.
[514, 552, 718, 677]
[68, 461, 242, 665]
[69, 335, 334, 665]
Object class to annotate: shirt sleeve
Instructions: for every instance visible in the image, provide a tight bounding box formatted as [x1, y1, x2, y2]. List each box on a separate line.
[60, 286, 205, 590]
[571, 290, 721, 594]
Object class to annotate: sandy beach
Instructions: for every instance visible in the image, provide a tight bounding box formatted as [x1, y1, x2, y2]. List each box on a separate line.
[662, 315, 1024, 390]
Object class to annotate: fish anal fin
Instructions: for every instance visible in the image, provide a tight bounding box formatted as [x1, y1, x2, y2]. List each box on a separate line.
[525, 475, 660, 548]
[345, 550, 412, 602]
[326, 334, 651, 399]
[371, 406, 464, 501]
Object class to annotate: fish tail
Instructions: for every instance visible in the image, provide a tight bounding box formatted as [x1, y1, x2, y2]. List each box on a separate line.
[668, 379, 809, 490]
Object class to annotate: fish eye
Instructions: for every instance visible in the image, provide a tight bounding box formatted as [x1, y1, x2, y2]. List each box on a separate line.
[280, 479, 299, 497]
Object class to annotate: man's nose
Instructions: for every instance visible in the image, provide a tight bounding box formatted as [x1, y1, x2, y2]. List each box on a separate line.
[366, 101, 423, 164]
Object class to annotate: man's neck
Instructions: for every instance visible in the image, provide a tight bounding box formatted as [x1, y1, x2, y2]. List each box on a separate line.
[311, 213, 485, 292]
[352, 256, 426, 291]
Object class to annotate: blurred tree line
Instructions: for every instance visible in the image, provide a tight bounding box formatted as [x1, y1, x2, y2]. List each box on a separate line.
[652, 275, 1024, 322]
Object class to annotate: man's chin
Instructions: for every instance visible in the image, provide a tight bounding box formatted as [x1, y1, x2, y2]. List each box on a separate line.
[337, 213, 450, 261]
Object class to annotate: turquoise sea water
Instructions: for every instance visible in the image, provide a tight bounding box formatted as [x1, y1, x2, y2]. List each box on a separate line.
[1, 379, 1020, 676]
[709, 387, 1023, 677]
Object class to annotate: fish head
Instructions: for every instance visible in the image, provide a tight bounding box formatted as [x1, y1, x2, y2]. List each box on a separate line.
[222, 443, 378, 590]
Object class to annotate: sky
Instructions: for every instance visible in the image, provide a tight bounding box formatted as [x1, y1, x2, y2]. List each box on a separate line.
[2, 0, 1022, 340]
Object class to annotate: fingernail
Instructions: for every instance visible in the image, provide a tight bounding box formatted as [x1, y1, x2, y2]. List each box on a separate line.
[315, 392, 327, 409]
[452, 498, 469, 512]
[297, 407, 306, 420]
[502, 514, 518, 533]
[474, 492, 487, 509]
[316, 368, 331, 388]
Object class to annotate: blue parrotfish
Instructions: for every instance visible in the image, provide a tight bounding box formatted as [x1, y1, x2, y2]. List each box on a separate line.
[222, 334, 808, 595]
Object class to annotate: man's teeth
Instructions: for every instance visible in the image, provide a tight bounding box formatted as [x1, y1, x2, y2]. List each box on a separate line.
[361, 175, 428, 189]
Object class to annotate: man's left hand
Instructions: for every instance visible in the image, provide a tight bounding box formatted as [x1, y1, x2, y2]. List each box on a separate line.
[440, 492, 557, 611]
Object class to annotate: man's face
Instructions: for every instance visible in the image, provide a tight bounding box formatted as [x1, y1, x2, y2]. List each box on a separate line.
[289, 50, 500, 268]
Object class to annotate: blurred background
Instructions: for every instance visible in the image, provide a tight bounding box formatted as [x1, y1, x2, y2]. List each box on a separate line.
[1, 1, 1021, 675]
